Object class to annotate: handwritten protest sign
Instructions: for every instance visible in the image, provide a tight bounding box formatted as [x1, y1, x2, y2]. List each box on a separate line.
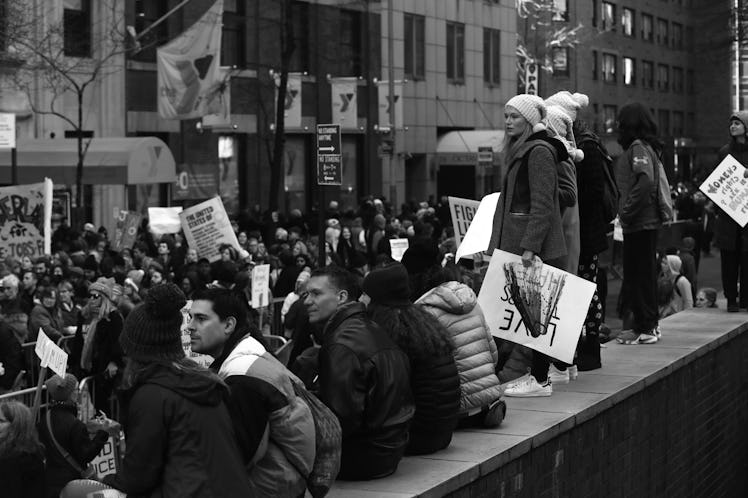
[90, 437, 119, 478]
[180, 300, 214, 368]
[0, 179, 53, 259]
[699, 154, 748, 227]
[35, 329, 68, 377]
[148, 207, 183, 235]
[477, 249, 595, 364]
[251, 264, 271, 309]
[179, 196, 240, 262]
[112, 211, 142, 252]
[454, 193, 500, 262]
[390, 238, 409, 262]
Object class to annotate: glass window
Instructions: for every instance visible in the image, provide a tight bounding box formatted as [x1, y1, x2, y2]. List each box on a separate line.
[658, 64, 669, 91]
[592, 0, 598, 27]
[131, 0, 169, 62]
[64, 0, 91, 57]
[602, 53, 617, 83]
[592, 50, 598, 80]
[642, 14, 653, 42]
[672, 22, 683, 49]
[657, 18, 668, 46]
[672, 111, 684, 136]
[483, 28, 501, 84]
[672, 67, 684, 93]
[404, 14, 426, 80]
[603, 105, 617, 134]
[447, 22, 465, 82]
[642, 60, 654, 88]
[658, 109, 670, 135]
[624, 57, 635, 86]
[339, 10, 362, 76]
[602, 2, 616, 31]
[622, 8, 635, 37]
[687, 69, 695, 94]
[552, 0, 568, 21]
[552, 47, 570, 77]
[221, 24, 245, 68]
[218, 136, 240, 216]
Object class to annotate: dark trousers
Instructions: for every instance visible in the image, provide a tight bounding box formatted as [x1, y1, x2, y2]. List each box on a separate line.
[720, 247, 748, 307]
[576, 253, 603, 370]
[621, 229, 659, 334]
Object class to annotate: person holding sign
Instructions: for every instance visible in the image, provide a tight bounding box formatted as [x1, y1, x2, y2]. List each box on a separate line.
[487, 94, 569, 397]
[712, 112, 748, 312]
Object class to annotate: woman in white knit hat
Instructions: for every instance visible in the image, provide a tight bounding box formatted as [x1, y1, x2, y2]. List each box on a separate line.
[489, 94, 569, 397]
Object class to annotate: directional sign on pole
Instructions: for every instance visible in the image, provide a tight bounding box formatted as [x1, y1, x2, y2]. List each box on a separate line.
[0, 113, 15, 149]
[317, 124, 342, 185]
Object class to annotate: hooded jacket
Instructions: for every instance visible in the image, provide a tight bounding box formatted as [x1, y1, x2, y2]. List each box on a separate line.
[489, 131, 568, 262]
[318, 302, 414, 480]
[615, 139, 663, 234]
[212, 331, 315, 498]
[103, 366, 251, 498]
[416, 282, 503, 413]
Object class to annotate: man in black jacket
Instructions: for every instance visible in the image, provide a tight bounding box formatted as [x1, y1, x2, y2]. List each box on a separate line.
[304, 266, 414, 480]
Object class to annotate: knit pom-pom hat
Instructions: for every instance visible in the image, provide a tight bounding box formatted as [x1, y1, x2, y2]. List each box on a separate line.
[46, 373, 78, 402]
[120, 282, 187, 362]
[89, 277, 117, 302]
[505, 94, 547, 133]
[545, 91, 589, 122]
[363, 263, 411, 307]
[546, 105, 584, 162]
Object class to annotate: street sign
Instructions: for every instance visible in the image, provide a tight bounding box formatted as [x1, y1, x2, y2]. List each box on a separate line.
[0, 113, 16, 149]
[525, 64, 538, 95]
[317, 124, 342, 185]
[477, 146, 493, 165]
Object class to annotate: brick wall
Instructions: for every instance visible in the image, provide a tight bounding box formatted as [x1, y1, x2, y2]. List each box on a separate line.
[446, 331, 748, 497]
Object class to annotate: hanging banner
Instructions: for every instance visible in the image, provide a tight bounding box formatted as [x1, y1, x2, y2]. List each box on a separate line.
[377, 80, 403, 131]
[157, 0, 225, 120]
[454, 193, 500, 262]
[699, 154, 748, 227]
[0, 179, 53, 258]
[477, 249, 595, 364]
[201, 66, 232, 129]
[174, 163, 219, 201]
[112, 211, 143, 252]
[179, 196, 240, 262]
[275, 72, 303, 128]
[330, 77, 358, 128]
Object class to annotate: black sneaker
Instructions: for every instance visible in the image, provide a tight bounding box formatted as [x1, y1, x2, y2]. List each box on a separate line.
[728, 301, 739, 313]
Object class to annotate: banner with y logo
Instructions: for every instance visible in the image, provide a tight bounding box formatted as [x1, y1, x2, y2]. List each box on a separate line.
[275, 72, 303, 128]
[330, 77, 358, 129]
[376, 80, 403, 131]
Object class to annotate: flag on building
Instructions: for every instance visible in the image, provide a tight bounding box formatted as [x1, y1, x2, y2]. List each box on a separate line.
[330, 77, 358, 128]
[377, 80, 403, 131]
[157, 0, 224, 120]
[275, 72, 303, 128]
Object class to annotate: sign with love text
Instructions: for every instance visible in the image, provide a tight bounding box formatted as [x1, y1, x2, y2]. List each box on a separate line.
[477, 249, 595, 364]
[699, 154, 748, 227]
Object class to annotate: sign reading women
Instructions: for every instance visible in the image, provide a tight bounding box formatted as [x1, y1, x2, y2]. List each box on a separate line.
[0, 179, 52, 259]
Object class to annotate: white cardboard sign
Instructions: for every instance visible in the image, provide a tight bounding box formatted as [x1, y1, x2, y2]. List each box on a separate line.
[389, 238, 409, 262]
[0, 112, 16, 148]
[148, 207, 183, 235]
[251, 264, 271, 309]
[35, 329, 68, 377]
[699, 154, 748, 227]
[179, 196, 240, 262]
[454, 193, 500, 262]
[477, 249, 596, 364]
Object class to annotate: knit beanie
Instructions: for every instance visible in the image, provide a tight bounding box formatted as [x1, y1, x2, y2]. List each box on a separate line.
[46, 373, 78, 402]
[545, 91, 589, 122]
[730, 111, 748, 136]
[546, 105, 584, 162]
[363, 263, 411, 307]
[505, 94, 547, 132]
[89, 277, 117, 302]
[120, 282, 187, 362]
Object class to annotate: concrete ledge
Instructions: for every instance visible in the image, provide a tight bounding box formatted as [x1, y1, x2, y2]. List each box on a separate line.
[328, 307, 748, 497]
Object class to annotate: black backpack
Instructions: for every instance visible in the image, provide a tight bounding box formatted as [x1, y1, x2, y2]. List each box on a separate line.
[579, 137, 618, 224]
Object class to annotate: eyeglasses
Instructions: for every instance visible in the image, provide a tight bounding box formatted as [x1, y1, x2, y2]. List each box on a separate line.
[89, 294, 102, 300]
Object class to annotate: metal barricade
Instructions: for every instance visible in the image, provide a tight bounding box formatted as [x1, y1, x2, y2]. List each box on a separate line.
[0, 386, 47, 409]
[21, 341, 40, 386]
[78, 375, 120, 422]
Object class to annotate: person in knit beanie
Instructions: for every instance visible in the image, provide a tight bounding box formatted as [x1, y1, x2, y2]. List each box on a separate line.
[104, 282, 253, 497]
[361, 263, 412, 307]
[546, 105, 584, 162]
[545, 91, 589, 122]
[504, 94, 547, 133]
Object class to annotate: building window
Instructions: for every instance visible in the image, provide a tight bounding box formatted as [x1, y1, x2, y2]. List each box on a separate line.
[602, 2, 616, 31]
[0, 0, 7, 52]
[672, 22, 683, 49]
[592, 0, 598, 27]
[657, 18, 668, 46]
[404, 13, 425, 80]
[672, 67, 684, 93]
[552, 47, 570, 77]
[592, 50, 598, 80]
[623, 57, 635, 86]
[289, 1, 309, 72]
[446, 22, 465, 83]
[602, 53, 617, 83]
[592, 103, 600, 133]
[222, 4, 249, 69]
[339, 10, 362, 76]
[603, 105, 617, 134]
[642, 60, 654, 88]
[552, 0, 569, 21]
[673, 111, 684, 136]
[483, 28, 501, 84]
[131, 0, 169, 62]
[64, 0, 91, 57]
[687, 112, 695, 135]
[642, 14, 653, 42]
[658, 109, 670, 136]
[658, 64, 669, 91]
[622, 8, 635, 37]
[687, 69, 695, 94]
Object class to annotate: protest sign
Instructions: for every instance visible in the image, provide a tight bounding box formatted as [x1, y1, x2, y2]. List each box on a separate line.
[390, 238, 409, 262]
[0, 179, 53, 259]
[179, 196, 240, 262]
[35, 329, 68, 377]
[148, 207, 183, 235]
[477, 249, 595, 364]
[112, 211, 142, 252]
[699, 154, 748, 227]
[251, 264, 271, 309]
[180, 300, 214, 368]
[90, 437, 119, 478]
[454, 193, 500, 262]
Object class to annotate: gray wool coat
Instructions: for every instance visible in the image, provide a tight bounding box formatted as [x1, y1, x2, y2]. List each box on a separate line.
[489, 135, 567, 262]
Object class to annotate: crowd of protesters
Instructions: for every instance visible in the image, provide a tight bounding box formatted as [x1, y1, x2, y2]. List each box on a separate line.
[0, 91, 741, 497]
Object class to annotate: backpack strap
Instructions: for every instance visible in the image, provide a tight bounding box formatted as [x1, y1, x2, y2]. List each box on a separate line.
[45, 408, 85, 474]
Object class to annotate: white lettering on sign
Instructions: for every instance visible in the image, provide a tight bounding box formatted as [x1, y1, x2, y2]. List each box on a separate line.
[35, 329, 68, 377]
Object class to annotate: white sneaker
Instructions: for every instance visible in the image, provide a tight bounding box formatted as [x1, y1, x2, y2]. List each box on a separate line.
[503, 375, 552, 397]
[548, 364, 569, 384]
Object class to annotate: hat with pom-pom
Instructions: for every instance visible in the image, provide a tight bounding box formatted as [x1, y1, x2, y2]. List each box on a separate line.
[505, 94, 547, 133]
[544, 91, 589, 122]
[546, 105, 584, 162]
[46, 373, 79, 402]
[120, 282, 187, 362]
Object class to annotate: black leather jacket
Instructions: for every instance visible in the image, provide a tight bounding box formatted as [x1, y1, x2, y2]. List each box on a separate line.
[318, 302, 415, 480]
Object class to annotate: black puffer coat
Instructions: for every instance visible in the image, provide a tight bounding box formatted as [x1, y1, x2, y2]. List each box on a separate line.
[576, 130, 610, 257]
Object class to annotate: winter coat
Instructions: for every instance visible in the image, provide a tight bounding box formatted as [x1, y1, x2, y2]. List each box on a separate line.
[0, 450, 45, 498]
[576, 131, 611, 256]
[489, 131, 568, 262]
[70, 311, 125, 377]
[319, 302, 414, 480]
[416, 282, 503, 414]
[615, 139, 663, 235]
[29, 304, 63, 343]
[212, 331, 316, 498]
[103, 366, 252, 498]
[0, 321, 23, 392]
[713, 141, 748, 251]
[558, 159, 581, 273]
[38, 402, 108, 498]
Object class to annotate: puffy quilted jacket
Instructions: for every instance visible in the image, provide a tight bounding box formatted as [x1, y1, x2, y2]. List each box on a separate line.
[416, 282, 503, 413]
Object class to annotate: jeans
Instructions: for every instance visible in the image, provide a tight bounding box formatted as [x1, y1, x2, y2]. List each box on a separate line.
[621, 229, 659, 334]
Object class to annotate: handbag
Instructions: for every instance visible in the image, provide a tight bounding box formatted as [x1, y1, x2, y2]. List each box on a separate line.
[46, 409, 98, 479]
